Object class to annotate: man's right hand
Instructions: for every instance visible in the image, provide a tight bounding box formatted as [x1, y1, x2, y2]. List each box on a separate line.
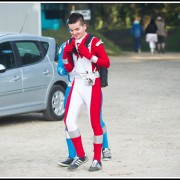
[62, 43, 74, 59]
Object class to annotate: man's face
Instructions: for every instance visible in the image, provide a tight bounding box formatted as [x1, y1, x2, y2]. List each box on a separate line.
[68, 21, 86, 40]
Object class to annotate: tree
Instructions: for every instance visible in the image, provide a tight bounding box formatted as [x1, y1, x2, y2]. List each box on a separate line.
[62, 3, 180, 29]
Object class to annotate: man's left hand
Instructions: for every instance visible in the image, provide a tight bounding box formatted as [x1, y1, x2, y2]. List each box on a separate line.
[78, 44, 93, 60]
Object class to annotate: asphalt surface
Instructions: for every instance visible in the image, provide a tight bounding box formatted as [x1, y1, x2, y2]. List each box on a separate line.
[0, 52, 180, 178]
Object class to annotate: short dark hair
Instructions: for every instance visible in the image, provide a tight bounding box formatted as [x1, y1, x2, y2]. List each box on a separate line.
[68, 13, 85, 25]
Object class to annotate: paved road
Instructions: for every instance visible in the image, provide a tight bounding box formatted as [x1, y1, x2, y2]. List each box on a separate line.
[0, 52, 180, 177]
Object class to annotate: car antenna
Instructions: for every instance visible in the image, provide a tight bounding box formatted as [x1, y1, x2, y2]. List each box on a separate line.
[20, 14, 29, 33]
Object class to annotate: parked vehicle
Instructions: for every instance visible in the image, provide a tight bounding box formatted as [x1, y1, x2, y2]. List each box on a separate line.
[0, 33, 68, 121]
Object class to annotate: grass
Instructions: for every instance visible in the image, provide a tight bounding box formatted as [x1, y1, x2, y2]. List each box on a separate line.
[42, 26, 122, 56]
[42, 26, 180, 55]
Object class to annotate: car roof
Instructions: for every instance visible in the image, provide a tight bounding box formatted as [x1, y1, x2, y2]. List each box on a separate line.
[0, 32, 54, 41]
[0, 32, 37, 37]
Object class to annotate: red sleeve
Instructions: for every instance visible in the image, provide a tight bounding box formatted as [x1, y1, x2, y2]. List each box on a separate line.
[91, 37, 110, 68]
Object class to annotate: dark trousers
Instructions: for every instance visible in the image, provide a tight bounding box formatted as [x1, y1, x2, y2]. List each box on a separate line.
[133, 37, 141, 52]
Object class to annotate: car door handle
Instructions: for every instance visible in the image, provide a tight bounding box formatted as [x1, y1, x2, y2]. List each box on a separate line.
[13, 75, 21, 81]
[43, 70, 50, 76]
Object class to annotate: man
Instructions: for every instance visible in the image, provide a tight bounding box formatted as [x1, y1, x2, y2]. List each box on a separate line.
[156, 16, 167, 53]
[62, 13, 110, 171]
[57, 39, 112, 168]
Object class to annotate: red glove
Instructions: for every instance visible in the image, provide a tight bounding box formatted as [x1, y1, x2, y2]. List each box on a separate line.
[62, 43, 74, 59]
[78, 44, 93, 60]
[70, 38, 75, 47]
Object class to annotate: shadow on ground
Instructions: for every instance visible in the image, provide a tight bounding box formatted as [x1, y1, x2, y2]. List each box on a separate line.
[0, 113, 46, 126]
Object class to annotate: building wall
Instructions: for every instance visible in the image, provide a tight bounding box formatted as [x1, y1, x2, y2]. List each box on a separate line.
[0, 3, 41, 35]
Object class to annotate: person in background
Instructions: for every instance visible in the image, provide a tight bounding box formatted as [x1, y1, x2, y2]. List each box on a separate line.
[145, 18, 158, 54]
[130, 18, 144, 53]
[156, 16, 168, 53]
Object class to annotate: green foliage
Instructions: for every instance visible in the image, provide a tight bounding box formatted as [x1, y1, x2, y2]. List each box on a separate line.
[87, 3, 180, 29]
[165, 26, 180, 52]
[42, 3, 180, 53]
[42, 26, 71, 45]
[42, 25, 122, 56]
[49, 3, 180, 30]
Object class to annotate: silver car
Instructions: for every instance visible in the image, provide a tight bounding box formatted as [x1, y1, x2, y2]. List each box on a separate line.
[0, 33, 68, 121]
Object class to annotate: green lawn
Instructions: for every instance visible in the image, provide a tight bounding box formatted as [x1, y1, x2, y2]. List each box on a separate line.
[42, 26, 122, 56]
[42, 26, 180, 56]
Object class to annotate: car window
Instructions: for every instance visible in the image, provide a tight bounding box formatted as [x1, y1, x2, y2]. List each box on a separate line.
[55, 44, 60, 63]
[41, 41, 59, 63]
[0, 42, 15, 69]
[41, 41, 49, 54]
[15, 41, 43, 66]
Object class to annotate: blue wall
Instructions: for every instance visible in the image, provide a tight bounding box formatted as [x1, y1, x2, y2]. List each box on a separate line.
[41, 11, 61, 30]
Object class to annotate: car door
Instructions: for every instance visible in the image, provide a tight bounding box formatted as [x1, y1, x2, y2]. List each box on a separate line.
[0, 41, 23, 115]
[14, 40, 53, 108]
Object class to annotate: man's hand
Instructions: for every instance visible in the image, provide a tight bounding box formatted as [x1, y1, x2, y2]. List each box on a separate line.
[78, 44, 93, 60]
[62, 43, 74, 59]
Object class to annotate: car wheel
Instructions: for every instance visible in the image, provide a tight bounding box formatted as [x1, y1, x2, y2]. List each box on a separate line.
[43, 85, 65, 121]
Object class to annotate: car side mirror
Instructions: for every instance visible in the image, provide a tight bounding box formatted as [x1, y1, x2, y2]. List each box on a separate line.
[0, 64, 6, 73]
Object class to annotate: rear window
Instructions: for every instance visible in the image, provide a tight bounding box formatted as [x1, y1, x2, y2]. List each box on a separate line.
[41, 41, 59, 63]
[55, 44, 60, 63]
[41, 41, 49, 55]
[15, 41, 43, 66]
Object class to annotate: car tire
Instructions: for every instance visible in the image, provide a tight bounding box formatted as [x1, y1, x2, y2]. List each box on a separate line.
[43, 85, 65, 121]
